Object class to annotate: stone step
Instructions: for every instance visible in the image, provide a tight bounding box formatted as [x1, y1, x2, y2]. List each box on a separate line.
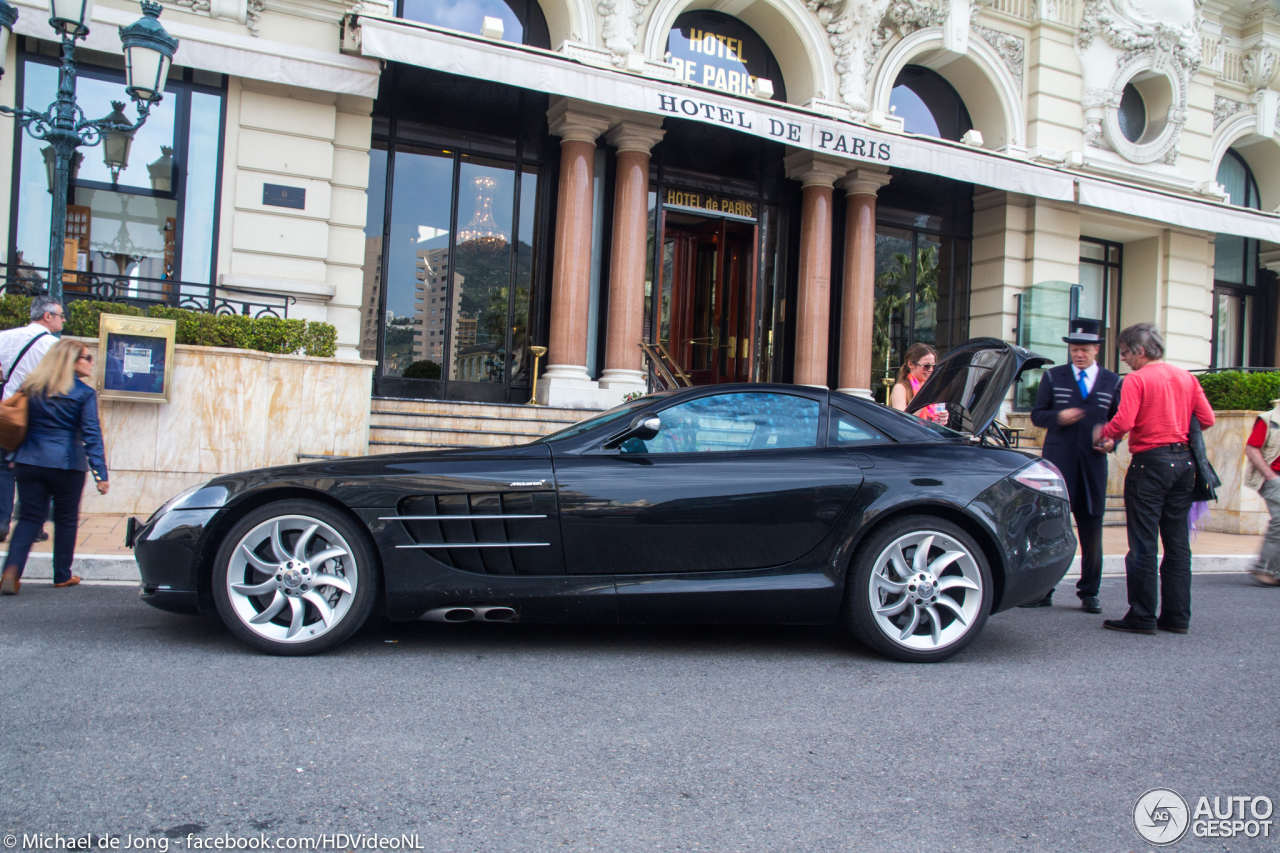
[369, 424, 544, 449]
[369, 410, 576, 435]
[371, 396, 597, 422]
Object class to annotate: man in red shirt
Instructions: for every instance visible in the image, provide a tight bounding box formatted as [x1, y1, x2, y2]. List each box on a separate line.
[1244, 399, 1280, 586]
[1093, 323, 1215, 635]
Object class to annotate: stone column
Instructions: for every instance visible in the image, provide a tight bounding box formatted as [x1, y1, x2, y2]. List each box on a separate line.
[539, 99, 612, 407]
[835, 168, 892, 398]
[784, 152, 847, 388]
[598, 121, 665, 400]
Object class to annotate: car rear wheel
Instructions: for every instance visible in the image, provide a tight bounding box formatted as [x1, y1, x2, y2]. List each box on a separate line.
[212, 500, 378, 656]
[844, 515, 992, 663]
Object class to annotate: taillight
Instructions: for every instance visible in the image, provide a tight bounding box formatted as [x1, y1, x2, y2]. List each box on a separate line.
[1013, 459, 1069, 500]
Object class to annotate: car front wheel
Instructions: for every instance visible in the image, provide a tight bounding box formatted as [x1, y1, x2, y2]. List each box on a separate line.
[845, 515, 992, 663]
[212, 500, 378, 655]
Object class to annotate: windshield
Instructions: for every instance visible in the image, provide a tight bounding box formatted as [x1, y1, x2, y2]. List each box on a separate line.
[535, 397, 661, 443]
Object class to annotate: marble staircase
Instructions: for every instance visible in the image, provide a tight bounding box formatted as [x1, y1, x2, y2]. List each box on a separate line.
[367, 397, 601, 454]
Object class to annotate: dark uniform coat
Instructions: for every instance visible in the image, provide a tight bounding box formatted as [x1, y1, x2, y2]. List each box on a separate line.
[1029, 363, 1120, 517]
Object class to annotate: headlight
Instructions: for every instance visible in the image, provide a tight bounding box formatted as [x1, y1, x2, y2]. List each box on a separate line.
[1013, 459, 1069, 500]
[150, 482, 230, 520]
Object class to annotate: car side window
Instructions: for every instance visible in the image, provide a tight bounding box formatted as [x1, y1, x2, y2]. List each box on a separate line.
[621, 393, 820, 454]
[829, 409, 889, 445]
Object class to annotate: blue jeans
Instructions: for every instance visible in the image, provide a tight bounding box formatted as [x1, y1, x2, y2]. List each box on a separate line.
[0, 456, 13, 526]
[4, 464, 85, 583]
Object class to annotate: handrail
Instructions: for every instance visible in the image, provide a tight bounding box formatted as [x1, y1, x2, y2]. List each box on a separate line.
[638, 341, 691, 392]
[0, 261, 295, 318]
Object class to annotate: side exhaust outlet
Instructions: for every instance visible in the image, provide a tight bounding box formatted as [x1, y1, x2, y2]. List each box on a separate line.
[421, 607, 477, 623]
[474, 606, 517, 622]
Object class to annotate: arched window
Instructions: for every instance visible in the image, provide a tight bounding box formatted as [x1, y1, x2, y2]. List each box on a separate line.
[889, 66, 973, 142]
[399, 0, 550, 49]
[1212, 149, 1263, 368]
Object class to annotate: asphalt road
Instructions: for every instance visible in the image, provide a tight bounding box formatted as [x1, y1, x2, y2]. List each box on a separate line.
[1, 574, 1276, 853]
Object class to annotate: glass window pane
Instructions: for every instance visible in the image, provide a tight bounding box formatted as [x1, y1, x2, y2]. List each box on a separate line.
[874, 227, 913, 402]
[180, 92, 222, 285]
[74, 75, 176, 191]
[400, 0, 524, 44]
[1077, 261, 1105, 320]
[1216, 152, 1248, 207]
[829, 410, 888, 445]
[14, 61, 58, 272]
[75, 187, 179, 287]
[639, 392, 820, 454]
[1214, 234, 1245, 284]
[360, 144, 389, 363]
[451, 157, 515, 384]
[384, 147, 454, 380]
[1079, 240, 1105, 261]
[914, 235, 940, 348]
[1215, 292, 1241, 368]
[509, 166, 538, 388]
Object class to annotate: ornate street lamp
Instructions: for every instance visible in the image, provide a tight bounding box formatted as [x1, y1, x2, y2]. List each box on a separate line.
[0, 1, 17, 72]
[0, 0, 178, 305]
[101, 101, 135, 185]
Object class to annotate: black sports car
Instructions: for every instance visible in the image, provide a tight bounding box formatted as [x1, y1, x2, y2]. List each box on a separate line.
[129, 338, 1075, 662]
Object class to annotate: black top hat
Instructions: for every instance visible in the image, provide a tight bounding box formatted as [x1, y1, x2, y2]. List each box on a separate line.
[1063, 317, 1103, 344]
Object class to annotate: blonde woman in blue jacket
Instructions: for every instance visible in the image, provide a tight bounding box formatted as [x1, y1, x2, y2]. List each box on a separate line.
[0, 339, 109, 594]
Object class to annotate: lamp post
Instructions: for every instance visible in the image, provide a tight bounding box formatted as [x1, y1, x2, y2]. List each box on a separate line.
[0, 0, 177, 306]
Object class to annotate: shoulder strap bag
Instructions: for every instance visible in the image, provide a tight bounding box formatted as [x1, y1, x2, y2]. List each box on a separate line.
[0, 331, 51, 453]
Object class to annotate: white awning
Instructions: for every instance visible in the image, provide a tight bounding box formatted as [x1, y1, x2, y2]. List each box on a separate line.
[10, 0, 381, 98]
[357, 15, 1075, 201]
[358, 15, 1280, 241]
[1077, 179, 1280, 243]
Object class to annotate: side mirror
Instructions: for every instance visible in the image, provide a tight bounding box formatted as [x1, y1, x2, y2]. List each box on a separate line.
[604, 414, 661, 449]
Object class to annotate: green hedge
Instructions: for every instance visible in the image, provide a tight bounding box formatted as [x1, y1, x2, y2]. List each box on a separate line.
[0, 295, 337, 358]
[1198, 371, 1280, 412]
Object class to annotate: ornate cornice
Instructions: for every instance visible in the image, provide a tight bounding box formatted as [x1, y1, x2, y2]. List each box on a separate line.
[972, 23, 1024, 86]
[598, 0, 650, 67]
[1213, 94, 1249, 128]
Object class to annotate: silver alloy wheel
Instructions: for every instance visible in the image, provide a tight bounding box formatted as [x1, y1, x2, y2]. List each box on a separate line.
[225, 514, 358, 644]
[867, 530, 983, 652]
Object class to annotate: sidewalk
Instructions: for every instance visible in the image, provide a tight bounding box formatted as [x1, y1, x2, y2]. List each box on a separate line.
[7, 513, 1270, 583]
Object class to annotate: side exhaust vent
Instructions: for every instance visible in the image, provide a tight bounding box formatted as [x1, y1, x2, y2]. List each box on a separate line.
[420, 606, 518, 623]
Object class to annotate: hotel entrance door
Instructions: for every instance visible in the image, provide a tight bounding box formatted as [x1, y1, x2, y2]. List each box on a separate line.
[660, 214, 756, 385]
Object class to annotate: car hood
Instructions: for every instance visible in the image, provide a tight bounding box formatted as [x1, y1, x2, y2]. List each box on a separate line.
[906, 338, 1052, 435]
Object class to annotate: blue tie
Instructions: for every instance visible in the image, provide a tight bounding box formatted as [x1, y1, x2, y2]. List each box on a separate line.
[1077, 369, 1089, 399]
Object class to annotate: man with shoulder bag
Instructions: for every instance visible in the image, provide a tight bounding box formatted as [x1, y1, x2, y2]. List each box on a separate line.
[1245, 398, 1280, 587]
[0, 296, 64, 541]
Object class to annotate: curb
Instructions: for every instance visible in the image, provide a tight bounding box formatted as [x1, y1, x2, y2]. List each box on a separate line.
[15, 552, 1263, 583]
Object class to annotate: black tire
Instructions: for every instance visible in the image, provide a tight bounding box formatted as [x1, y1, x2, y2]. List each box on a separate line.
[212, 499, 379, 656]
[844, 515, 993, 663]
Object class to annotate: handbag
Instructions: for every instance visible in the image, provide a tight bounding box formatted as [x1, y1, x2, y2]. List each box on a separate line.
[0, 331, 51, 453]
[0, 392, 28, 452]
[1188, 416, 1220, 503]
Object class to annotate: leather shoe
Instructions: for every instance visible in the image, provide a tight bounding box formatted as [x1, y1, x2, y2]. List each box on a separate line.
[0, 521, 8, 543]
[52, 575, 80, 588]
[1080, 596, 1101, 614]
[1157, 621, 1189, 634]
[34, 529, 49, 543]
[0, 566, 19, 595]
[1103, 618, 1156, 635]
[1018, 592, 1053, 608]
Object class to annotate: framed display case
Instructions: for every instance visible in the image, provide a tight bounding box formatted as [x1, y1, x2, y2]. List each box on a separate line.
[95, 314, 176, 403]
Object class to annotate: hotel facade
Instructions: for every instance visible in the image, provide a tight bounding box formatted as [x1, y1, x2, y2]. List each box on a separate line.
[3, 0, 1279, 410]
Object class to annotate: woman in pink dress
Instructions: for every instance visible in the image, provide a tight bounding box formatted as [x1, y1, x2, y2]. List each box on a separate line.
[889, 343, 943, 423]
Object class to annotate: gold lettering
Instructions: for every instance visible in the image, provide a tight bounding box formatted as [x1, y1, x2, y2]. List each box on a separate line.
[715, 34, 728, 58]
[714, 67, 727, 90]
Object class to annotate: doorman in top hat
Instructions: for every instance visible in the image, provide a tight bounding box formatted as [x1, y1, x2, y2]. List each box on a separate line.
[1025, 318, 1121, 612]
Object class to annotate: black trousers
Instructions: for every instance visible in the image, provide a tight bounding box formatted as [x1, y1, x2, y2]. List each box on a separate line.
[4, 464, 85, 584]
[1122, 445, 1196, 629]
[1072, 481, 1104, 599]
